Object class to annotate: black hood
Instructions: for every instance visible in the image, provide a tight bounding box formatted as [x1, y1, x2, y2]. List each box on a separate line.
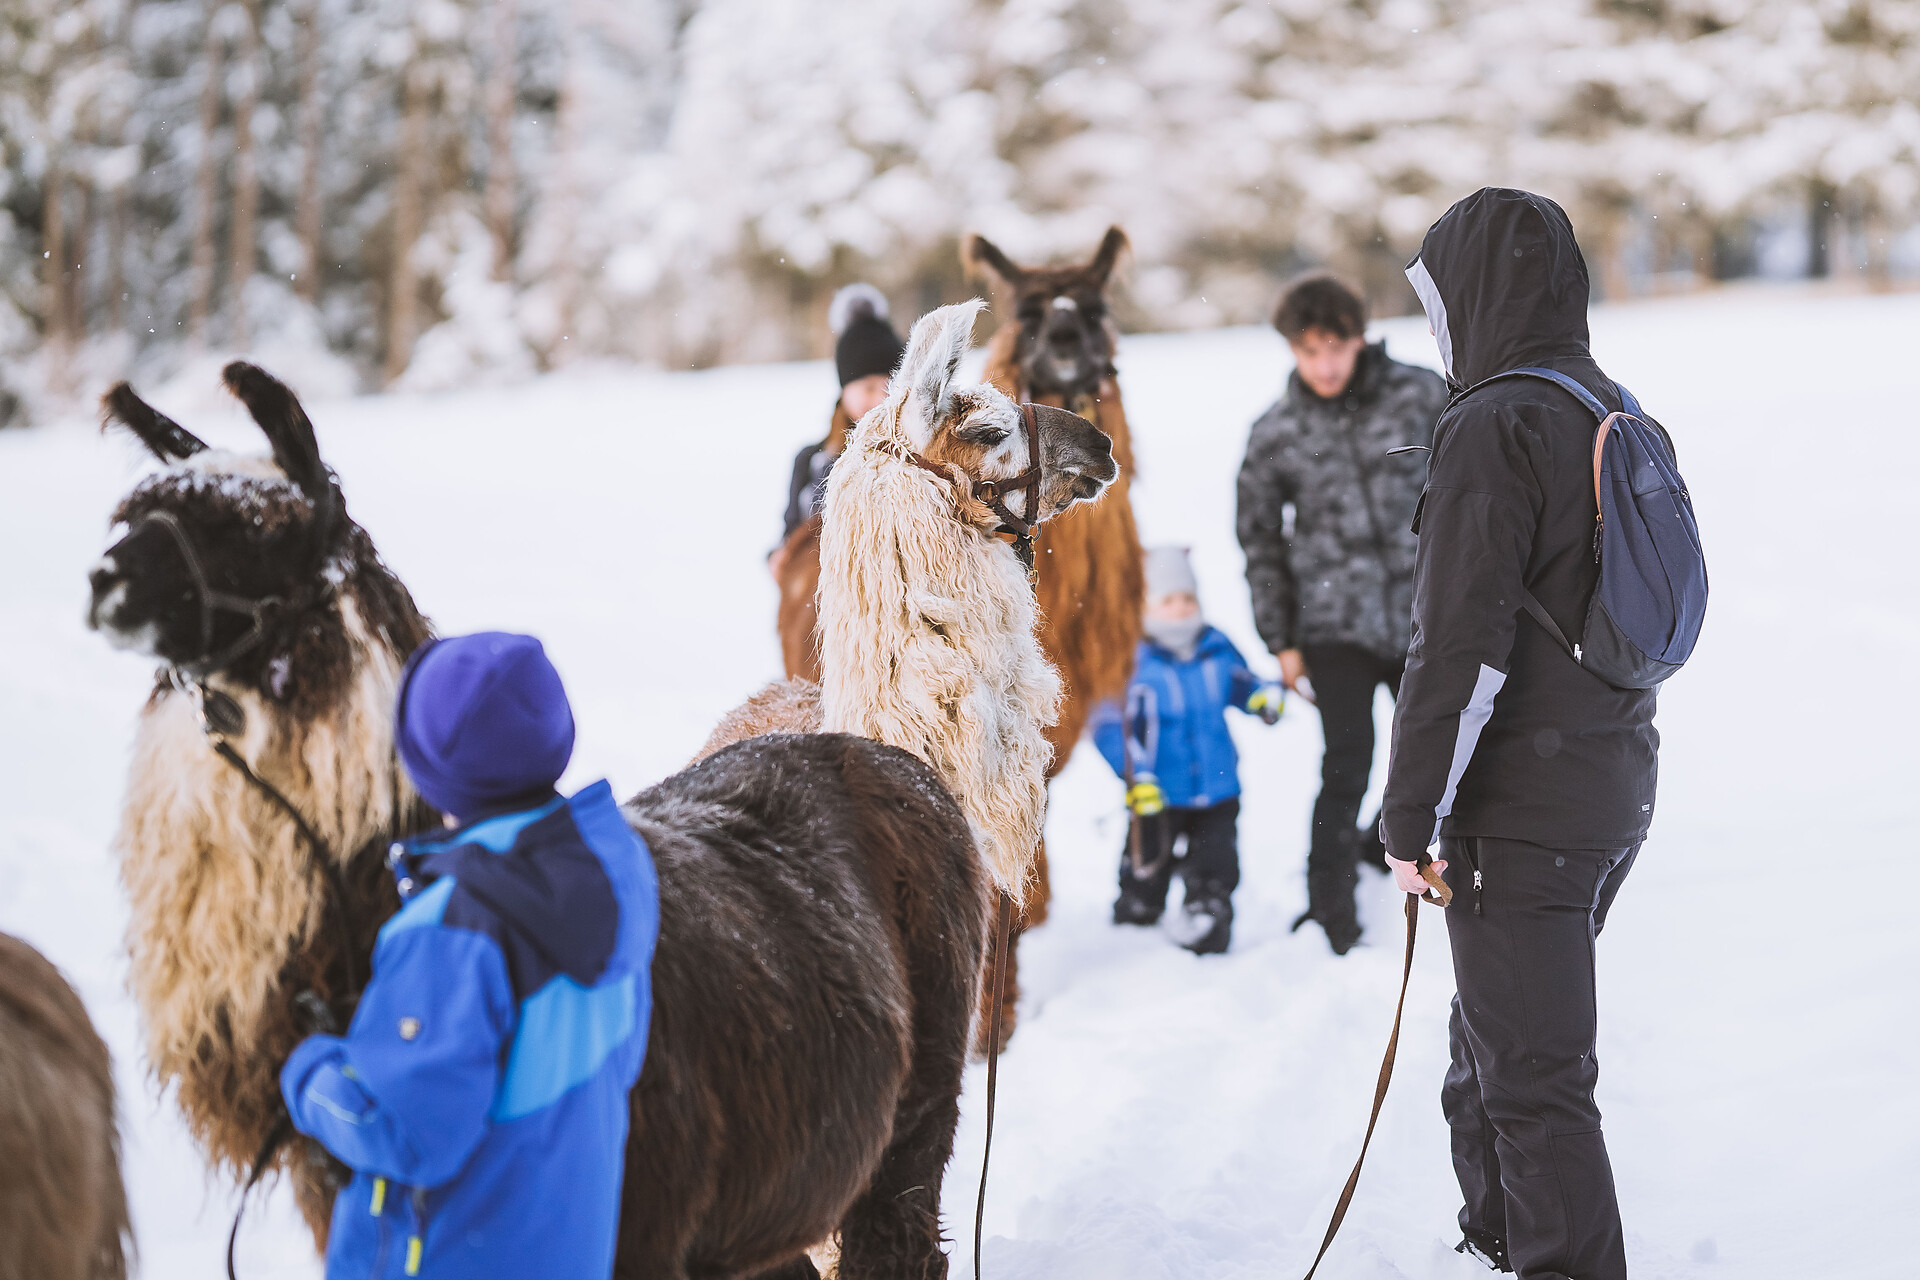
[1406, 188, 1593, 389]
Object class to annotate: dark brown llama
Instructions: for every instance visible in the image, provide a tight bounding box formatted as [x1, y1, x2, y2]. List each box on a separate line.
[963, 227, 1146, 1047]
[87, 364, 987, 1279]
[0, 932, 132, 1280]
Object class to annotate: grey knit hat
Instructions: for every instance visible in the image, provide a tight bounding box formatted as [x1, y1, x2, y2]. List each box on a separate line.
[1143, 546, 1199, 601]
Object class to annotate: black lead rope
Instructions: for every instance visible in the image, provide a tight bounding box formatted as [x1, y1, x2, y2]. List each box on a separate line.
[178, 676, 369, 1280]
[973, 889, 1015, 1280]
[226, 1112, 296, 1280]
[191, 696, 362, 1002]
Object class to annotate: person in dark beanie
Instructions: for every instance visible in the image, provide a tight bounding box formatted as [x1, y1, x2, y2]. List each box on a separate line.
[1235, 272, 1447, 954]
[1384, 189, 1669, 1278]
[1092, 548, 1281, 955]
[281, 632, 657, 1280]
[774, 282, 905, 553]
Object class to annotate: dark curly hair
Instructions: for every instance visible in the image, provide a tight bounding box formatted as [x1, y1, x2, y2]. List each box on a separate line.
[1272, 273, 1367, 342]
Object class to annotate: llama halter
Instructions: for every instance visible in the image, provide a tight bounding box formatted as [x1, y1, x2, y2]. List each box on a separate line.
[898, 400, 1044, 565]
[133, 507, 326, 674]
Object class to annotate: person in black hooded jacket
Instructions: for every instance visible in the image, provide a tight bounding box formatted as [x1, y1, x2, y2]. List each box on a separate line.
[1382, 189, 1666, 1279]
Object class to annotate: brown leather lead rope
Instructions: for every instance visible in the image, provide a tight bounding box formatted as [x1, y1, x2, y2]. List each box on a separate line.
[1301, 865, 1451, 1279]
[1120, 726, 1168, 883]
[973, 888, 1015, 1279]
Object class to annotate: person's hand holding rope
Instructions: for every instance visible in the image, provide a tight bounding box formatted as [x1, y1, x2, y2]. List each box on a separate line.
[1387, 853, 1452, 906]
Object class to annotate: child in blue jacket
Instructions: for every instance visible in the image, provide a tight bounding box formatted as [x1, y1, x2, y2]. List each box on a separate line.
[281, 632, 658, 1280]
[1093, 548, 1280, 954]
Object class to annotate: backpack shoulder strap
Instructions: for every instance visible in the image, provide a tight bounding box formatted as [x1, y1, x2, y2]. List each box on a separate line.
[1520, 591, 1578, 662]
[1459, 366, 1610, 421]
[1459, 366, 1631, 664]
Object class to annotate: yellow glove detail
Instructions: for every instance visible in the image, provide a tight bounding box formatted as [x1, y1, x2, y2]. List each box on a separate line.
[1249, 684, 1283, 725]
[1126, 779, 1167, 816]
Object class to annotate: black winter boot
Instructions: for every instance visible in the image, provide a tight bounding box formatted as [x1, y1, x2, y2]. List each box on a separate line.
[1292, 830, 1362, 954]
[1169, 890, 1232, 955]
[1112, 883, 1164, 926]
[1455, 1231, 1513, 1273]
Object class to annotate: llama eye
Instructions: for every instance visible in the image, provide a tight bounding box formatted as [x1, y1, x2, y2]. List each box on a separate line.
[976, 429, 1009, 446]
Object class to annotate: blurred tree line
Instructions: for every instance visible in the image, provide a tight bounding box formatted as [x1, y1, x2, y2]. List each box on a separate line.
[1, 0, 1915, 423]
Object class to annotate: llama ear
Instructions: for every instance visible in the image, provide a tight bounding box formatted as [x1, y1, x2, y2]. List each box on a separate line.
[898, 300, 983, 446]
[1087, 226, 1130, 285]
[965, 234, 1025, 289]
[221, 362, 343, 541]
[101, 383, 209, 460]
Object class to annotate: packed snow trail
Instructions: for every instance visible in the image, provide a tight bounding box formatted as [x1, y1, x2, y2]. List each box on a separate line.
[1, 287, 1913, 1279]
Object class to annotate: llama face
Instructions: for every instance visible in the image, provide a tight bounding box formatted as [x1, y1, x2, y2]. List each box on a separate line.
[88, 364, 427, 712]
[917, 395, 1116, 526]
[966, 227, 1127, 403]
[89, 457, 329, 671]
[1028, 403, 1118, 520]
[895, 299, 1118, 528]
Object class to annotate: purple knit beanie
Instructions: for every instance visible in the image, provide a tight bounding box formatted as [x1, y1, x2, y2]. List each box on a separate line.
[395, 632, 576, 821]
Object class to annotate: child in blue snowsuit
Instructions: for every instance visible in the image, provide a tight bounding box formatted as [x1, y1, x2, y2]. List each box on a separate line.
[1094, 548, 1280, 954]
[281, 632, 658, 1280]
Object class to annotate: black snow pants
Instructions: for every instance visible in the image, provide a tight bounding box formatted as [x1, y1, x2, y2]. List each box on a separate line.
[1116, 798, 1241, 910]
[1300, 643, 1403, 892]
[1439, 836, 1639, 1280]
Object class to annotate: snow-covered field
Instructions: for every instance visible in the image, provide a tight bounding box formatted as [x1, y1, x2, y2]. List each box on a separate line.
[2, 285, 1914, 1279]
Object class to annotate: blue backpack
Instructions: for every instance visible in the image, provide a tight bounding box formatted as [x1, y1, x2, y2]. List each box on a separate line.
[1469, 367, 1708, 690]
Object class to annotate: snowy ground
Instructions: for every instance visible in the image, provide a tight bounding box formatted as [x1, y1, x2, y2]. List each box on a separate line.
[2, 284, 1914, 1279]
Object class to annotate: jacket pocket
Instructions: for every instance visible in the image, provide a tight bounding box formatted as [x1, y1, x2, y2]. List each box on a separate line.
[1457, 837, 1486, 916]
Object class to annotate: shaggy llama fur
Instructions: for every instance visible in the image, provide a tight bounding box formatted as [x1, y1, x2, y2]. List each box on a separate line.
[116, 597, 415, 1197]
[816, 387, 1059, 902]
[94, 363, 993, 1278]
[706, 300, 1117, 908]
[0, 933, 132, 1280]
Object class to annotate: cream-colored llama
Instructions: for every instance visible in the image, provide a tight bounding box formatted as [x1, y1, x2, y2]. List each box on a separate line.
[702, 300, 1118, 902]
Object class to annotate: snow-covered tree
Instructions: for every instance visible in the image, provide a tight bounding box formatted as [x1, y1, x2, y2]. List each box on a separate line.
[0, 0, 1915, 419]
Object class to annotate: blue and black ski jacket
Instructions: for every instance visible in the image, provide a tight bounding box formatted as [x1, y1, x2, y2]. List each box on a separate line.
[1092, 628, 1266, 810]
[282, 780, 658, 1280]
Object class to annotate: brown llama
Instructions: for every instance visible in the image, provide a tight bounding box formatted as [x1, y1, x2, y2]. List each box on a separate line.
[962, 226, 1146, 1042]
[772, 400, 854, 683]
[87, 363, 988, 1279]
[698, 300, 1120, 911]
[0, 932, 132, 1280]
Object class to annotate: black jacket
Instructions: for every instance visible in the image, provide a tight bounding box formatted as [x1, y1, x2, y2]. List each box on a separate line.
[780, 443, 836, 544]
[1236, 344, 1446, 659]
[1382, 189, 1662, 862]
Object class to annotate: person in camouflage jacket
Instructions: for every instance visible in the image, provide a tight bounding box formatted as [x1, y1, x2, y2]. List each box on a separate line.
[1235, 274, 1447, 953]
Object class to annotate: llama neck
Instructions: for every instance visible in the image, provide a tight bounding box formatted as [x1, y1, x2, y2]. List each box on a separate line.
[816, 426, 1062, 903]
[115, 593, 412, 1167]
